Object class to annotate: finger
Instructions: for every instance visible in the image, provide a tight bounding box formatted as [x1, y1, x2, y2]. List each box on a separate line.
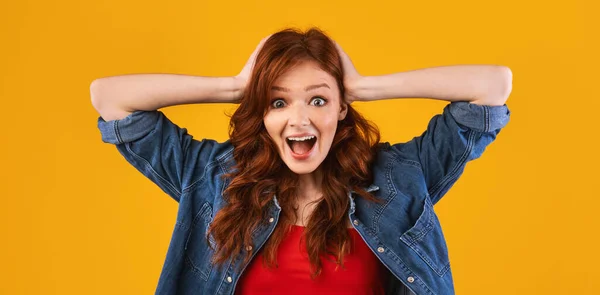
[245, 36, 271, 70]
[249, 35, 271, 58]
[334, 42, 355, 71]
[255, 34, 272, 51]
[334, 41, 349, 58]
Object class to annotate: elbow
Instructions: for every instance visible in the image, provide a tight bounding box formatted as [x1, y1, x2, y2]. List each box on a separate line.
[90, 79, 116, 120]
[89, 79, 134, 121]
[90, 79, 103, 112]
[498, 66, 513, 103]
[473, 66, 513, 107]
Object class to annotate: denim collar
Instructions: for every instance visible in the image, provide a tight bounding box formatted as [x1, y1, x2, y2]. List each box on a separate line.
[271, 184, 379, 211]
[352, 184, 380, 194]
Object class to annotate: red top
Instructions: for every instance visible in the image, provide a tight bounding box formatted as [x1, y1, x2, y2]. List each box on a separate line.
[236, 225, 387, 295]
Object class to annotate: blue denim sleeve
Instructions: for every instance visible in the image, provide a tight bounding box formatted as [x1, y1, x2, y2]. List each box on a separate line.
[391, 101, 511, 205]
[97, 110, 229, 202]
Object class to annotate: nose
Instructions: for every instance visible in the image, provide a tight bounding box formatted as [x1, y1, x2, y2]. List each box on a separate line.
[288, 104, 310, 127]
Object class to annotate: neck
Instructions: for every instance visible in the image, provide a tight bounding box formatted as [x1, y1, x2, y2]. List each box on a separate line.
[296, 167, 323, 202]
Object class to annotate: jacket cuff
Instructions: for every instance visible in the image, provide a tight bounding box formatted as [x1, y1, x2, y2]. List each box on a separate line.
[446, 101, 511, 132]
[97, 110, 160, 144]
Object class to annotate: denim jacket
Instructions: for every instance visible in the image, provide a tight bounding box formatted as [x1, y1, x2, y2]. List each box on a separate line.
[97, 101, 510, 295]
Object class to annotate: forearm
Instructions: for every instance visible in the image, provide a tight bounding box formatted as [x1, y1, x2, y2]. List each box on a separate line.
[90, 74, 243, 121]
[353, 65, 512, 106]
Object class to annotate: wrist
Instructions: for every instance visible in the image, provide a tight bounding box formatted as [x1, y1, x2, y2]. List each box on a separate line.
[227, 76, 246, 103]
[348, 75, 375, 101]
[355, 75, 403, 101]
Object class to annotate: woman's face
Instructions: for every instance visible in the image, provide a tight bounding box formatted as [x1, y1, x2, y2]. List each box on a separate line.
[263, 60, 348, 175]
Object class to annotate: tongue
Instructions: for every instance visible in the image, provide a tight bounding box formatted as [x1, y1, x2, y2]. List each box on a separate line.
[291, 141, 312, 154]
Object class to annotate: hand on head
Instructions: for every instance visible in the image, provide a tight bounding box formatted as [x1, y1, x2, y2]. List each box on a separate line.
[334, 41, 364, 104]
[235, 35, 272, 98]
[236, 35, 364, 105]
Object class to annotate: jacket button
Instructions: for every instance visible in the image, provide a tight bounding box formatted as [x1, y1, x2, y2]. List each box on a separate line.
[407, 276, 415, 283]
[269, 217, 274, 223]
[246, 245, 253, 251]
[377, 247, 385, 253]
[353, 220, 359, 226]
[226, 276, 233, 283]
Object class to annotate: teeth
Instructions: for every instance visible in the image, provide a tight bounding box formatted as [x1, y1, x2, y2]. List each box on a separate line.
[287, 135, 315, 141]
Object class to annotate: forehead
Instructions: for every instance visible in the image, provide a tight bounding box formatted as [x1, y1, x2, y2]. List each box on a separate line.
[273, 61, 337, 91]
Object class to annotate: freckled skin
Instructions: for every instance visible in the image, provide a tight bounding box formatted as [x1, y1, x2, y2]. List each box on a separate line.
[263, 61, 348, 176]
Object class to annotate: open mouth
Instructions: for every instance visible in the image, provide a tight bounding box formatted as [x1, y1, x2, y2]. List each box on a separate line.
[286, 135, 317, 155]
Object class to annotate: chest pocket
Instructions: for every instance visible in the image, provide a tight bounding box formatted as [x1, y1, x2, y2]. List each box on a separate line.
[399, 197, 451, 276]
[184, 202, 215, 281]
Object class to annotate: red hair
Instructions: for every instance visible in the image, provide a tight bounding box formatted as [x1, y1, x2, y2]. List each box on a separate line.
[208, 27, 382, 277]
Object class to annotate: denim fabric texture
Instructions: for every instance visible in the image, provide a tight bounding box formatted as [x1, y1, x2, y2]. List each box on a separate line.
[97, 101, 511, 295]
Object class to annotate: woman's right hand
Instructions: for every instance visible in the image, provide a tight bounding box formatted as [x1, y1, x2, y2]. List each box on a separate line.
[234, 35, 271, 100]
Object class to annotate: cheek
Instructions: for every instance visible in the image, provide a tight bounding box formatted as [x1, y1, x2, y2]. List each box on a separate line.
[318, 113, 339, 137]
[263, 114, 283, 139]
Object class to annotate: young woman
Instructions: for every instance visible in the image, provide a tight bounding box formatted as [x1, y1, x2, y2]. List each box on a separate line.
[92, 28, 511, 295]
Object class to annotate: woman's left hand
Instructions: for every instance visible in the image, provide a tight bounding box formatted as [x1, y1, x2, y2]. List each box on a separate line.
[334, 42, 364, 104]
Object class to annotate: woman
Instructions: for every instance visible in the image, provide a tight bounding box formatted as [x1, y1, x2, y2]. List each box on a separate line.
[92, 28, 511, 295]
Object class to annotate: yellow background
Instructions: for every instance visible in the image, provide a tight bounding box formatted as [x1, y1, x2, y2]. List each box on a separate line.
[1, 0, 598, 294]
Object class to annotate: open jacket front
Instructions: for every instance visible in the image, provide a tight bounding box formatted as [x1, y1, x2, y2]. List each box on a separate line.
[97, 101, 511, 295]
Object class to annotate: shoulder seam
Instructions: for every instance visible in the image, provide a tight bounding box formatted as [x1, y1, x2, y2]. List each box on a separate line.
[124, 143, 181, 198]
[182, 144, 235, 193]
[427, 129, 476, 199]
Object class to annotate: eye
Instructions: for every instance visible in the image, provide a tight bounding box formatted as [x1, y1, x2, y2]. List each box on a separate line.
[271, 99, 286, 109]
[310, 97, 327, 106]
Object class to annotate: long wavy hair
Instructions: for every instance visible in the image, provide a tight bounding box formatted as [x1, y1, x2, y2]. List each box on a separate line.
[207, 27, 382, 278]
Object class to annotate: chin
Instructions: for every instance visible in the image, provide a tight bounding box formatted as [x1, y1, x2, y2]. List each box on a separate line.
[284, 162, 321, 175]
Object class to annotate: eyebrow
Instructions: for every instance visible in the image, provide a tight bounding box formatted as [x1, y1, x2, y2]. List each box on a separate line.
[271, 83, 330, 92]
